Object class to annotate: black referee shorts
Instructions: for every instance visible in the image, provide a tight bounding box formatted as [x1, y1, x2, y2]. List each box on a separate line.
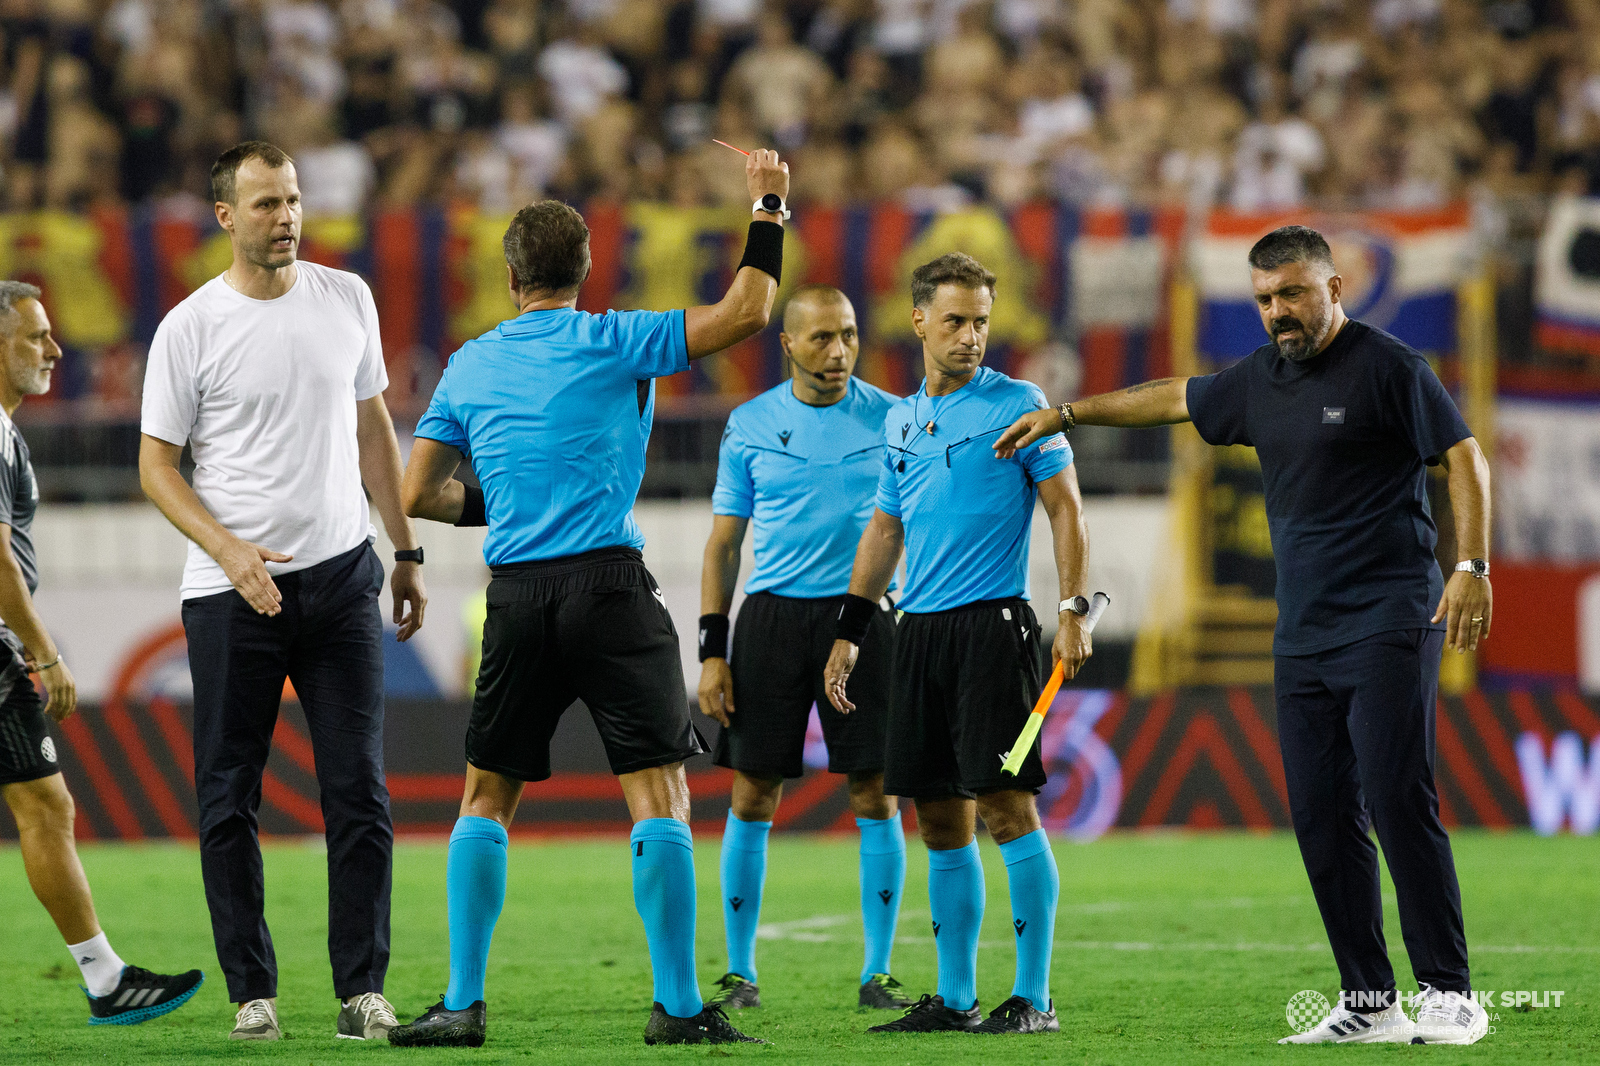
[467, 547, 707, 781]
[713, 591, 894, 780]
[0, 660, 59, 786]
[884, 597, 1047, 800]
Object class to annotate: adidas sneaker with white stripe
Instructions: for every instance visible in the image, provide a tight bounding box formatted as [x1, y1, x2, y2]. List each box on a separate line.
[1278, 1002, 1416, 1044]
[85, 965, 204, 1025]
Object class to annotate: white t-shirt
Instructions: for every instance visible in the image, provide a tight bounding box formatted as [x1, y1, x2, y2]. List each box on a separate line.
[141, 261, 388, 600]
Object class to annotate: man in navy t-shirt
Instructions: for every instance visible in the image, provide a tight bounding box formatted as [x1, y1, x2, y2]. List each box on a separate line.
[392, 150, 793, 1048]
[696, 285, 912, 1012]
[995, 226, 1494, 1046]
[824, 254, 1093, 1037]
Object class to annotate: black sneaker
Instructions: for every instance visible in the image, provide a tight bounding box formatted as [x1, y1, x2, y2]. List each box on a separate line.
[859, 973, 914, 1009]
[643, 1002, 767, 1045]
[387, 999, 487, 1048]
[86, 966, 204, 1026]
[867, 993, 983, 1033]
[972, 994, 1060, 1034]
[706, 972, 761, 1009]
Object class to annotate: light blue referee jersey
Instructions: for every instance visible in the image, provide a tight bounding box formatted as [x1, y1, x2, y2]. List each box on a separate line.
[876, 366, 1073, 613]
[415, 307, 688, 565]
[713, 377, 899, 598]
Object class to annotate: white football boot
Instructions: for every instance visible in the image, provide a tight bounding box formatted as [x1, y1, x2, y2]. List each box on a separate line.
[1411, 988, 1489, 1045]
[1279, 1002, 1416, 1044]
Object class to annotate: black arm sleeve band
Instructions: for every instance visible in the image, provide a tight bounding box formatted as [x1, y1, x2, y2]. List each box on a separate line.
[454, 483, 487, 527]
[835, 594, 877, 646]
[737, 220, 784, 284]
[698, 614, 731, 662]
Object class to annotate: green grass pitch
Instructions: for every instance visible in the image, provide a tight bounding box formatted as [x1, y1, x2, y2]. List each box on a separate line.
[1, 831, 1595, 1065]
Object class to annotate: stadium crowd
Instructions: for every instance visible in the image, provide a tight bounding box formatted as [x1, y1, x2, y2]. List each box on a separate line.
[2, 0, 1597, 219]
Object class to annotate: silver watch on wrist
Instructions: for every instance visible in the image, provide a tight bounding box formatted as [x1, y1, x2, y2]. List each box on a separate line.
[1454, 558, 1489, 578]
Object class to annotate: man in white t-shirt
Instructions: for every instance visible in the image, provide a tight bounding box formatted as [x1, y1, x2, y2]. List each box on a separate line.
[137, 141, 426, 1044]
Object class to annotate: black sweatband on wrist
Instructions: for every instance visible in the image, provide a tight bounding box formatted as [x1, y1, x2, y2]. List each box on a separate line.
[698, 613, 731, 661]
[454, 483, 487, 527]
[737, 220, 784, 284]
[835, 593, 877, 646]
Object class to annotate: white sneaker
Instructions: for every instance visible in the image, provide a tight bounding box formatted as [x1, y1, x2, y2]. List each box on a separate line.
[230, 998, 281, 1041]
[337, 991, 398, 1039]
[1412, 988, 1488, 1045]
[1279, 1002, 1416, 1044]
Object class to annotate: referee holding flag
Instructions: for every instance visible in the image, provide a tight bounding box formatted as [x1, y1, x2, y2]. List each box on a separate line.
[393, 149, 791, 1048]
[824, 253, 1092, 1036]
[996, 226, 1492, 1046]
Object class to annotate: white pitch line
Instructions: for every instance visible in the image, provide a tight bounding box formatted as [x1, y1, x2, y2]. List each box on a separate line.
[755, 912, 1600, 955]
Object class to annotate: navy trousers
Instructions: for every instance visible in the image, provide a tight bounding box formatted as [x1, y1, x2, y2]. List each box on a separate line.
[1275, 628, 1470, 1007]
[183, 542, 392, 1003]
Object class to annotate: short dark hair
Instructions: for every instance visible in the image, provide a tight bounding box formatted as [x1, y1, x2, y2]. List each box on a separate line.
[1248, 225, 1335, 272]
[910, 252, 996, 309]
[212, 141, 294, 205]
[782, 284, 850, 333]
[503, 201, 591, 296]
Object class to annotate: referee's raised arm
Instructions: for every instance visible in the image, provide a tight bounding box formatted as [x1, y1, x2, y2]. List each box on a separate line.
[683, 148, 790, 359]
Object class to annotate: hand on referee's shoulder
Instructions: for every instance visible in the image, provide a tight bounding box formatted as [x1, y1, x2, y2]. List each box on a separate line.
[994, 409, 1062, 459]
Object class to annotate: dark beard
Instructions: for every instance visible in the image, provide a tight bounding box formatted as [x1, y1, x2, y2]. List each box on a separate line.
[1271, 310, 1328, 362]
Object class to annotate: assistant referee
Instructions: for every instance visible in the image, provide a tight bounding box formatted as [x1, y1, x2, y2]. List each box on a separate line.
[392, 150, 791, 1048]
[997, 225, 1492, 1046]
[824, 253, 1092, 1037]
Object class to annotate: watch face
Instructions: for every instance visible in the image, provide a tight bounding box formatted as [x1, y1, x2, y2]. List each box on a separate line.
[761, 193, 782, 211]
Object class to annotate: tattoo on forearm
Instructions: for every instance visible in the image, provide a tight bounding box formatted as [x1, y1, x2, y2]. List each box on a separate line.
[1124, 377, 1177, 395]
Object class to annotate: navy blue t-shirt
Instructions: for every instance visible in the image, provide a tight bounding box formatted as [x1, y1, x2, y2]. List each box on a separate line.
[1186, 319, 1472, 655]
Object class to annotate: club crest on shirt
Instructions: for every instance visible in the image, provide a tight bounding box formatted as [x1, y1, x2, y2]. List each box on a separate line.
[778, 430, 791, 448]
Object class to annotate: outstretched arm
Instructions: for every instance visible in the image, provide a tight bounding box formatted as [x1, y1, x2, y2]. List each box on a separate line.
[1432, 436, 1492, 652]
[823, 509, 904, 713]
[683, 149, 790, 359]
[994, 377, 1193, 457]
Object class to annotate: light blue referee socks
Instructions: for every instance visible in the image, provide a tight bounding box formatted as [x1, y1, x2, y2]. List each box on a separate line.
[857, 813, 906, 984]
[999, 829, 1059, 1010]
[719, 811, 771, 981]
[927, 840, 984, 1011]
[631, 818, 704, 1019]
[444, 815, 508, 1010]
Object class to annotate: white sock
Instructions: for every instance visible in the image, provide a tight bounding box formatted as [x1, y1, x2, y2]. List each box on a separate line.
[68, 932, 125, 998]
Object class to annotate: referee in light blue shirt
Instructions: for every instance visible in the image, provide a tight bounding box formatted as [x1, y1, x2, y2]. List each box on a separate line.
[824, 253, 1092, 1037]
[695, 285, 911, 1014]
[392, 150, 791, 1049]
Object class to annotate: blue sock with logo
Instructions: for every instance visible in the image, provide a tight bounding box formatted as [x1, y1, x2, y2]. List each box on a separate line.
[443, 816, 508, 1010]
[999, 829, 1059, 1010]
[719, 811, 771, 981]
[927, 840, 984, 1011]
[857, 813, 906, 983]
[631, 818, 704, 1018]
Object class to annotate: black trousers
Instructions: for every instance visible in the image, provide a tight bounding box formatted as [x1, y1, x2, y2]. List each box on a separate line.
[1275, 628, 1469, 1006]
[183, 542, 392, 1003]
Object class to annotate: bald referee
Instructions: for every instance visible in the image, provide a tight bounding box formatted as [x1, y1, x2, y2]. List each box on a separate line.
[392, 149, 791, 1048]
[998, 226, 1492, 1046]
[697, 284, 909, 1013]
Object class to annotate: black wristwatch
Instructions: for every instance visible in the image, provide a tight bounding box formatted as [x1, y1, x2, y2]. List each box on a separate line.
[395, 548, 424, 564]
